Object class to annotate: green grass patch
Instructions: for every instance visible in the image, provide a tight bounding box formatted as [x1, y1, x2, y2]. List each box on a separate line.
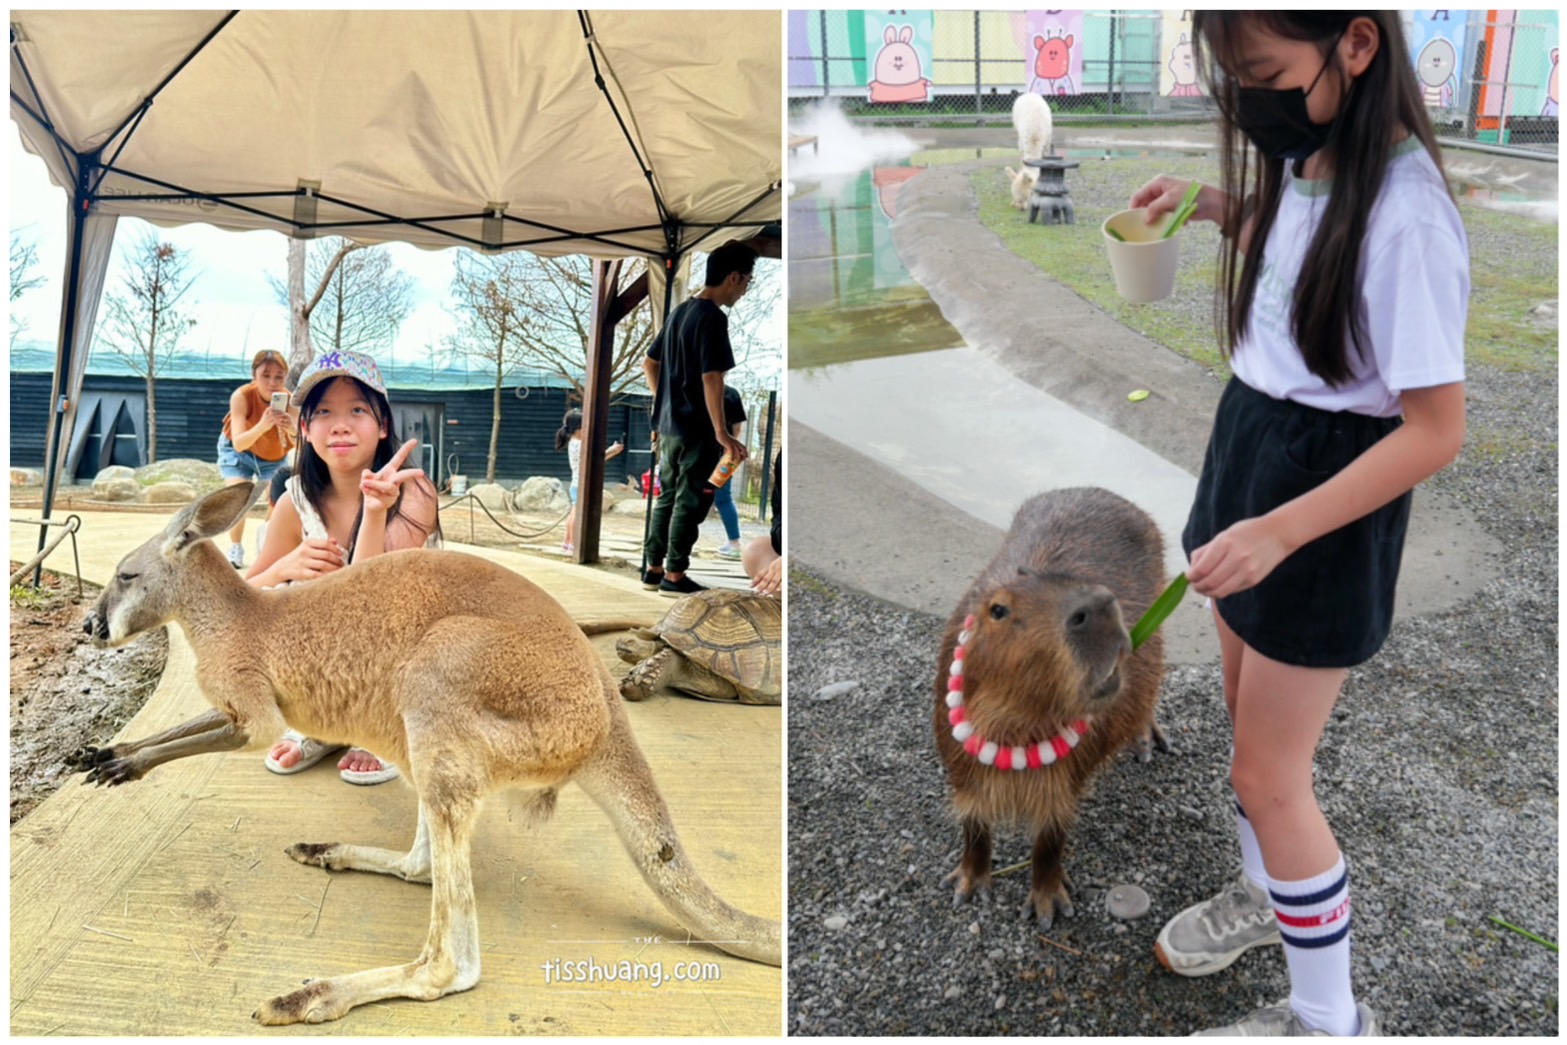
[971, 162, 1558, 378]
[970, 162, 1230, 378]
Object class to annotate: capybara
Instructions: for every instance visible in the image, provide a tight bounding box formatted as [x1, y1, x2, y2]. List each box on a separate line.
[933, 487, 1168, 927]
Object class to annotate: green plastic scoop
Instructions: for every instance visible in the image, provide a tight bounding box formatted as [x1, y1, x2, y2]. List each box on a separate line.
[1130, 573, 1189, 650]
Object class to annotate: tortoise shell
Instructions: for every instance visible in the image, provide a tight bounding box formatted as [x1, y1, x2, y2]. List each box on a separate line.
[650, 589, 782, 699]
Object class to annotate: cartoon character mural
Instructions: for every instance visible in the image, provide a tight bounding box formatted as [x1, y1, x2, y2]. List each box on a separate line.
[1416, 36, 1458, 108]
[1544, 47, 1559, 116]
[1167, 33, 1202, 97]
[1030, 30, 1076, 96]
[868, 23, 932, 104]
[1407, 11, 1467, 114]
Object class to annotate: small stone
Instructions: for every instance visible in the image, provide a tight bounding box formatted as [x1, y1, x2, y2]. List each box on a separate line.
[968, 921, 981, 936]
[943, 985, 962, 1001]
[824, 915, 848, 931]
[815, 681, 860, 700]
[987, 948, 1005, 961]
[1106, 884, 1151, 920]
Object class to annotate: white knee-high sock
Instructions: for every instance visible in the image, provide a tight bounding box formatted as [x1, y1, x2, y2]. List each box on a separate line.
[1270, 853, 1358, 1036]
[1233, 793, 1270, 894]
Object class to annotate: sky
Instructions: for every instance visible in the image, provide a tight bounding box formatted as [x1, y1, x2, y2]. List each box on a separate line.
[8, 123, 783, 380]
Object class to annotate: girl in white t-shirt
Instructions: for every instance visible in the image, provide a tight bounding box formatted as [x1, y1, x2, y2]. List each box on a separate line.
[1127, 13, 1467, 1037]
[554, 409, 623, 554]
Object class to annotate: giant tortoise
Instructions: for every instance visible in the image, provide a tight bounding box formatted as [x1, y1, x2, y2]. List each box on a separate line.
[616, 589, 781, 704]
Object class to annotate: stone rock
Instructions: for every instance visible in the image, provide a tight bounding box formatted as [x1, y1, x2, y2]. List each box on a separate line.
[134, 458, 224, 494]
[93, 478, 141, 502]
[11, 468, 43, 487]
[612, 495, 654, 515]
[140, 481, 198, 505]
[93, 465, 137, 484]
[465, 482, 511, 513]
[512, 476, 568, 513]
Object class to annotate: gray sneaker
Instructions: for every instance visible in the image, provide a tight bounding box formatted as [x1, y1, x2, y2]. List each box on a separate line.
[1156, 870, 1282, 977]
[227, 543, 246, 569]
[1193, 1000, 1381, 1036]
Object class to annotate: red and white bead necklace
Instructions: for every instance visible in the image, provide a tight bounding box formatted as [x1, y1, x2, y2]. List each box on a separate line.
[945, 614, 1091, 771]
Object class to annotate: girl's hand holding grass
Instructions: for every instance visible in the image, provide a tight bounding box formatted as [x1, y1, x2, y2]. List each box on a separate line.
[1131, 176, 1225, 229]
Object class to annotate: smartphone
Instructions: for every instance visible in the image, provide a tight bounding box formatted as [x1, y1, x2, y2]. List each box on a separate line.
[270, 391, 289, 413]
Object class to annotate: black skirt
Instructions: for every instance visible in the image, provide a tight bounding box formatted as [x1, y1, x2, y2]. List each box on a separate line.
[1182, 378, 1412, 668]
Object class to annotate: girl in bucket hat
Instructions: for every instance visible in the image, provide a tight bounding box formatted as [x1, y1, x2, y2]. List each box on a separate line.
[247, 349, 442, 785]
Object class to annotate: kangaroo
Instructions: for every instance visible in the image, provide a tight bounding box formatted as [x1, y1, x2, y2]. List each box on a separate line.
[76, 482, 781, 1025]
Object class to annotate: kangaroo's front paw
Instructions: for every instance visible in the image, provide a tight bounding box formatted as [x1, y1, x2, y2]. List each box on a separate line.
[84, 755, 144, 787]
[67, 745, 119, 772]
[254, 978, 348, 1025]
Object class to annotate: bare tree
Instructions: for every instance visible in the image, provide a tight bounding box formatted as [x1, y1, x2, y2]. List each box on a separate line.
[445, 251, 531, 482]
[506, 254, 657, 402]
[10, 232, 44, 345]
[98, 230, 199, 463]
[270, 237, 413, 383]
[720, 259, 782, 400]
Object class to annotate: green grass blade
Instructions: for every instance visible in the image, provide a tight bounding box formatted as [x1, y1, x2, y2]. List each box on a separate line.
[1489, 916, 1560, 951]
[1106, 227, 1126, 242]
[1131, 573, 1189, 649]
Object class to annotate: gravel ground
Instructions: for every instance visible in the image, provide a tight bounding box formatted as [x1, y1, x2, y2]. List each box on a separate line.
[786, 149, 1558, 1035]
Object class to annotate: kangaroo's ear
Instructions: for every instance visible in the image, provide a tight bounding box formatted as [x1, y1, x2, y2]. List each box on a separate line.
[162, 482, 262, 556]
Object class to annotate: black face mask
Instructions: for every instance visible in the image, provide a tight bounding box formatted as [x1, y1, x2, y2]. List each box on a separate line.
[1233, 37, 1343, 161]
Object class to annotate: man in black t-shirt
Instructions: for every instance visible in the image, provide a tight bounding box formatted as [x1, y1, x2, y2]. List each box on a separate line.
[641, 241, 755, 595]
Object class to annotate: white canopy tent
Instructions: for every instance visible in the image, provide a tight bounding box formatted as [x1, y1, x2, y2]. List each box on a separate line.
[9, 9, 782, 558]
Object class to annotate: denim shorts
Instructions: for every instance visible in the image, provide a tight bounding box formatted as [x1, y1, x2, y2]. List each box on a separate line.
[1183, 378, 1411, 669]
[216, 434, 287, 483]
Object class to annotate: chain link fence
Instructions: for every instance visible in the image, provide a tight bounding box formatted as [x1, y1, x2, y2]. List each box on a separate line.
[787, 10, 1558, 157]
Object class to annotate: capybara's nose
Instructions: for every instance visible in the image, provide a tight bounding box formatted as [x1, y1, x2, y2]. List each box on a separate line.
[1066, 589, 1117, 632]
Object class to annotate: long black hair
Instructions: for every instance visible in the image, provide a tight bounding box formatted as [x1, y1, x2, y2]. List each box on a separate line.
[294, 375, 436, 554]
[554, 409, 583, 452]
[1194, 11, 1448, 386]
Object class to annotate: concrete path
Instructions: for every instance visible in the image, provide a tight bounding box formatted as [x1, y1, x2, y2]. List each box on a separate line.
[9, 509, 780, 1035]
[789, 159, 1501, 665]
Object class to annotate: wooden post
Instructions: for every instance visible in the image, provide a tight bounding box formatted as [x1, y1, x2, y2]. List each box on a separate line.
[577, 259, 621, 564]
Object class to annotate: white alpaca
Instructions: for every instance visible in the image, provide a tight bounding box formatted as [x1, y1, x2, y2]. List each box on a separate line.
[1006, 92, 1053, 210]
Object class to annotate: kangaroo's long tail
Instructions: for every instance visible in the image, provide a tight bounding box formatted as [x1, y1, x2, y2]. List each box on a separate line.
[572, 693, 781, 966]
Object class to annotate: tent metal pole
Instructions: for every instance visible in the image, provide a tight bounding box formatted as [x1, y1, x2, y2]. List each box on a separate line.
[35, 169, 93, 584]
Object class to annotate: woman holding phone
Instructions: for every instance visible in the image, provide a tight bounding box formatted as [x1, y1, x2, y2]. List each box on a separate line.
[217, 349, 297, 568]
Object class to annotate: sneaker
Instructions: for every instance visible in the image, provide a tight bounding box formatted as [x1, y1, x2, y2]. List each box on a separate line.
[1155, 870, 1282, 977]
[659, 575, 707, 596]
[641, 568, 664, 591]
[228, 543, 245, 569]
[1193, 1000, 1381, 1036]
[561, 541, 574, 554]
[717, 541, 742, 560]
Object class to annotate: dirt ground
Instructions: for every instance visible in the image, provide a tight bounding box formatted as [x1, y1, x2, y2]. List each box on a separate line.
[7, 484, 763, 825]
[8, 564, 168, 825]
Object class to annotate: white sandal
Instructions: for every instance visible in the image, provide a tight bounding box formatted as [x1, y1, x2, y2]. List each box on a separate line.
[263, 730, 346, 775]
[339, 749, 400, 786]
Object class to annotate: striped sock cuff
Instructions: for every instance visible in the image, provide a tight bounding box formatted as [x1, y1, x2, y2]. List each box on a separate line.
[1270, 856, 1351, 950]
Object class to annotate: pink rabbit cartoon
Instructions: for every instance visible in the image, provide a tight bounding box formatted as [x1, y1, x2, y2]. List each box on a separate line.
[1029, 31, 1076, 96]
[869, 24, 932, 104]
[1543, 47, 1559, 118]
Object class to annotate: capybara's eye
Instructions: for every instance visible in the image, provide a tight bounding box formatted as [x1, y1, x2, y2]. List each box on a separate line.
[989, 603, 1010, 621]
[1068, 610, 1088, 629]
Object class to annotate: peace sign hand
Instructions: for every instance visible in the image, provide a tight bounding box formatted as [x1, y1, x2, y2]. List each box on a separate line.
[360, 439, 423, 515]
